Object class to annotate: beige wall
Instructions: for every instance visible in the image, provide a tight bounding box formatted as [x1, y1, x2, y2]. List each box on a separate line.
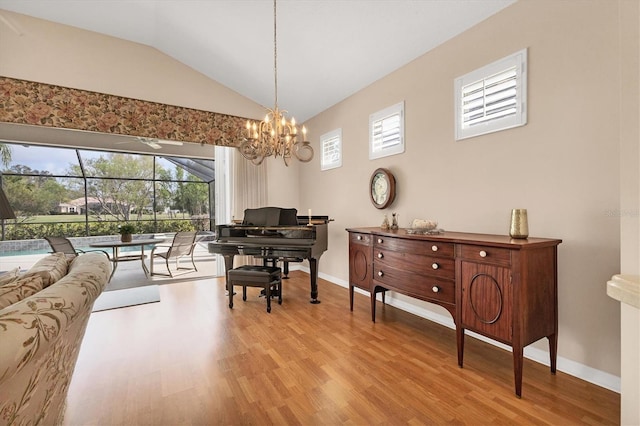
[1, 1, 637, 389]
[302, 0, 638, 383]
[0, 10, 264, 121]
[0, 8, 299, 200]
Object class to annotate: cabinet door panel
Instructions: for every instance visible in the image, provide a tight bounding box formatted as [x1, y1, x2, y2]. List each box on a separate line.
[349, 242, 372, 290]
[461, 261, 512, 343]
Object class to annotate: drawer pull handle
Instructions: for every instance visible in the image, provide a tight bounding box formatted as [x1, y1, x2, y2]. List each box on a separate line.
[431, 245, 438, 252]
[378, 238, 383, 244]
[357, 235, 362, 241]
[432, 263, 439, 270]
[377, 252, 384, 259]
[378, 271, 384, 277]
[432, 286, 439, 293]
[479, 250, 487, 258]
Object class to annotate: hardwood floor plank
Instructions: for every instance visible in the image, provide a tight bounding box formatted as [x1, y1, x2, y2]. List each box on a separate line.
[63, 271, 619, 425]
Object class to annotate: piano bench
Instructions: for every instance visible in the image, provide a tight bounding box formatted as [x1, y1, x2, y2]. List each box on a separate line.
[227, 265, 282, 313]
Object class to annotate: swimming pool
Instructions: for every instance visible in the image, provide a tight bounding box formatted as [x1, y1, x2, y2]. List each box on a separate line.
[0, 245, 158, 257]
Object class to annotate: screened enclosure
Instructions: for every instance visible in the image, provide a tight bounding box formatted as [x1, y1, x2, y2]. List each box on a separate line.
[0, 142, 215, 241]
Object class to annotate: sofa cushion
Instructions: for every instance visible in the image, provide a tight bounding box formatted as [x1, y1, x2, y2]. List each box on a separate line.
[0, 274, 45, 310]
[0, 267, 21, 287]
[22, 253, 69, 288]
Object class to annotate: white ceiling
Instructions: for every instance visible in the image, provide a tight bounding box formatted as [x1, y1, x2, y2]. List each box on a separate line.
[0, 0, 515, 124]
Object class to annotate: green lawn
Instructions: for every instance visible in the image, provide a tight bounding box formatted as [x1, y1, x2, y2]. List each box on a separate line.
[23, 214, 181, 223]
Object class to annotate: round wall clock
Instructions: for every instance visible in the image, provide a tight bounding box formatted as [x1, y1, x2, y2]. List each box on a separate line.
[370, 168, 396, 209]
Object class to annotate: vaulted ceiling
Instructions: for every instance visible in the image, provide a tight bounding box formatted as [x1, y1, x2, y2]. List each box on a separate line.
[0, 0, 515, 123]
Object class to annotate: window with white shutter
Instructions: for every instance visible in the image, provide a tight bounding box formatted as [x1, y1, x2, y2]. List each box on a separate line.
[320, 128, 342, 171]
[455, 48, 527, 140]
[369, 101, 405, 160]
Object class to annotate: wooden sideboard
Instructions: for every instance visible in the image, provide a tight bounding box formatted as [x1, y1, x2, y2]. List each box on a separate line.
[346, 227, 562, 397]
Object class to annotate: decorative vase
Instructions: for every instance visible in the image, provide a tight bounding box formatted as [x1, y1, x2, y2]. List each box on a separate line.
[121, 233, 132, 243]
[381, 214, 390, 230]
[509, 209, 529, 239]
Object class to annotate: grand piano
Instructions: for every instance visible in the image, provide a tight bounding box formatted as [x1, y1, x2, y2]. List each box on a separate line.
[208, 207, 329, 303]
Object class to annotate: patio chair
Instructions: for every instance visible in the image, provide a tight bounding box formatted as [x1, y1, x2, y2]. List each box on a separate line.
[150, 231, 198, 277]
[44, 236, 110, 259]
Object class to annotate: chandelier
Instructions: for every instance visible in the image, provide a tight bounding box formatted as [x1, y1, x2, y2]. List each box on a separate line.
[239, 0, 313, 166]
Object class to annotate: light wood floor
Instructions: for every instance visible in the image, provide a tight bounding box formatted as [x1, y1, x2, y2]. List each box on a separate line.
[64, 271, 619, 425]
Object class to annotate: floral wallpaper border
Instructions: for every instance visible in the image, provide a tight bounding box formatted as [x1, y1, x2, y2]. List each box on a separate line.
[0, 76, 247, 147]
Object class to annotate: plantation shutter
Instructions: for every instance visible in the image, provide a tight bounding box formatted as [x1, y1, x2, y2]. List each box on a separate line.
[369, 102, 405, 159]
[372, 113, 401, 152]
[454, 48, 527, 141]
[461, 67, 517, 128]
[320, 129, 342, 170]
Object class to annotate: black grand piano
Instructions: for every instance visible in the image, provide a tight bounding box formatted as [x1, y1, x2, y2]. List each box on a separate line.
[208, 207, 329, 303]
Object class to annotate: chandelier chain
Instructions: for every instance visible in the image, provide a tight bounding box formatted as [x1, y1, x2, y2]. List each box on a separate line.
[273, 0, 278, 110]
[239, 0, 313, 166]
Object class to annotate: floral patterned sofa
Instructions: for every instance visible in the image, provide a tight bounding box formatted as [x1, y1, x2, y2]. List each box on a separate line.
[0, 252, 111, 426]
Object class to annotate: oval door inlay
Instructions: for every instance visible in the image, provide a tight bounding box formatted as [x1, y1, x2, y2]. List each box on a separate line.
[468, 273, 503, 324]
[353, 250, 368, 281]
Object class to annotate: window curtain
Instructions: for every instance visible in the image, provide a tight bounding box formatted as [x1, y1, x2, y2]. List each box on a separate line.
[232, 151, 268, 220]
[232, 148, 268, 267]
[214, 146, 267, 274]
[214, 146, 232, 276]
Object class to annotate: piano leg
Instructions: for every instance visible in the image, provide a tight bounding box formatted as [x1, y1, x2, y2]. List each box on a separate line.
[222, 254, 236, 296]
[309, 257, 321, 304]
[282, 260, 290, 279]
[267, 258, 290, 278]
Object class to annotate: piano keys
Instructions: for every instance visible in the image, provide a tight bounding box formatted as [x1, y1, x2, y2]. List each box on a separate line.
[208, 207, 330, 303]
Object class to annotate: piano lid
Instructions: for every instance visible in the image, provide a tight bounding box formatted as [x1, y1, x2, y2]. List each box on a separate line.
[236, 207, 331, 226]
[242, 207, 298, 226]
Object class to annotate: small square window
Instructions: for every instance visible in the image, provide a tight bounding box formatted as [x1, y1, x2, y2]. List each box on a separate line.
[455, 48, 527, 140]
[369, 101, 405, 160]
[320, 128, 342, 171]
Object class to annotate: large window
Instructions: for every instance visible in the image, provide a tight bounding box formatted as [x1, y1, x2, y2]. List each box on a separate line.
[0, 143, 214, 241]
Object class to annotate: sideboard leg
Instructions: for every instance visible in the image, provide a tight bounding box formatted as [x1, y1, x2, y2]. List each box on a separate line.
[349, 284, 354, 311]
[548, 333, 558, 374]
[370, 288, 377, 322]
[457, 326, 465, 367]
[513, 345, 524, 398]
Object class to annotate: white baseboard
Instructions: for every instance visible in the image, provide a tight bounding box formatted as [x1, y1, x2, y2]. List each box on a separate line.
[294, 265, 621, 394]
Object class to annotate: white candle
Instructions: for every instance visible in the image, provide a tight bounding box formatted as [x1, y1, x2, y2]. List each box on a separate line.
[308, 209, 312, 217]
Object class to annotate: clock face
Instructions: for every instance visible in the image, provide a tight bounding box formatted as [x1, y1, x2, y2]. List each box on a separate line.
[370, 168, 396, 209]
[372, 174, 388, 204]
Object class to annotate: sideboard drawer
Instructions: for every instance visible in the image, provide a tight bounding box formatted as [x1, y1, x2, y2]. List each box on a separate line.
[375, 249, 455, 280]
[373, 265, 455, 305]
[350, 232, 372, 245]
[458, 245, 511, 265]
[374, 236, 454, 258]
